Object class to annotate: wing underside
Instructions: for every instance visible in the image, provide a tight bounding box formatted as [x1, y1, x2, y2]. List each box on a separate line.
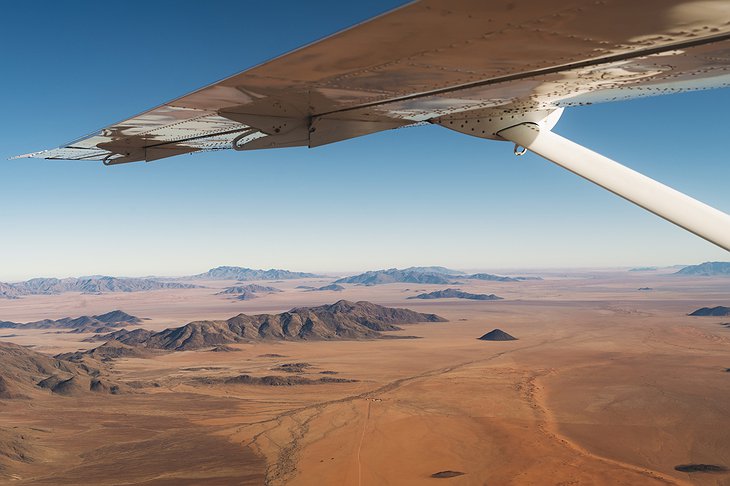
[15, 0, 730, 163]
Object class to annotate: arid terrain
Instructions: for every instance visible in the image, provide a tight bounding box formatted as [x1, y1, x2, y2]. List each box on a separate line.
[1, 268, 730, 485]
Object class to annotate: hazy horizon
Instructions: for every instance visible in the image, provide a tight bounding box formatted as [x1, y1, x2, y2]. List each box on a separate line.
[0, 261, 714, 283]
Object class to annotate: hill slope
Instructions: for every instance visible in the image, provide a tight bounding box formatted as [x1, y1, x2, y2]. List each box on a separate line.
[336, 267, 539, 285]
[216, 284, 282, 295]
[0, 310, 142, 333]
[98, 301, 446, 351]
[308, 284, 345, 292]
[675, 262, 730, 276]
[408, 289, 503, 301]
[688, 306, 730, 316]
[190, 266, 320, 280]
[0, 277, 197, 299]
[57, 340, 157, 362]
[335, 268, 456, 285]
[478, 329, 518, 341]
[0, 341, 120, 397]
[216, 284, 283, 300]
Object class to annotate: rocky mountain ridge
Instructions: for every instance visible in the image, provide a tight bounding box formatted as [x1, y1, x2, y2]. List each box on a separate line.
[0, 276, 197, 299]
[0, 310, 142, 333]
[91, 300, 446, 351]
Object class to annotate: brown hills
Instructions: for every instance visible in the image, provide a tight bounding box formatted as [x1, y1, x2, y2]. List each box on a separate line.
[0, 341, 121, 398]
[0, 310, 142, 333]
[0, 276, 197, 299]
[189, 266, 321, 280]
[93, 300, 446, 351]
[308, 284, 345, 292]
[408, 289, 503, 301]
[56, 340, 158, 363]
[216, 284, 283, 300]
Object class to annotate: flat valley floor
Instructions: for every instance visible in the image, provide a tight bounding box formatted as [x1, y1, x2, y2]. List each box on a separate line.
[1, 271, 729, 485]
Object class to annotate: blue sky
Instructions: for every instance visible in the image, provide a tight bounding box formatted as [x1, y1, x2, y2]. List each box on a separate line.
[1, 1, 728, 281]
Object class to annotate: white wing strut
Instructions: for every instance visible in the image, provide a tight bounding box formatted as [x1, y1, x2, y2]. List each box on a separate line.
[498, 123, 730, 252]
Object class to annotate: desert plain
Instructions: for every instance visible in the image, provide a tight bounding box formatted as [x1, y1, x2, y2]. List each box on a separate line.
[1, 269, 729, 485]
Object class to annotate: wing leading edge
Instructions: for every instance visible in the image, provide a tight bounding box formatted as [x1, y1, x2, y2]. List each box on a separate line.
[14, 0, 730, 164]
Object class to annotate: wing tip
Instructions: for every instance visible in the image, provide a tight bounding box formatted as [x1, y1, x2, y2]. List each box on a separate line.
[8, 150, 49, 160]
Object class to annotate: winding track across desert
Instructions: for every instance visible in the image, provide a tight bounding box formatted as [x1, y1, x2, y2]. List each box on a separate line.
[1, 269, 729, 485]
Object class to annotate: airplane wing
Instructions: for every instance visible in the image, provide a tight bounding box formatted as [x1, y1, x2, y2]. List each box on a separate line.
[14, 0, 730, 164]
[12, 0, 730, 252]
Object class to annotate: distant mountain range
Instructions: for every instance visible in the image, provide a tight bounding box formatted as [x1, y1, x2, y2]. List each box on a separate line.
[189, 266, 321, 281]
[90, 300, 446, 351]
[402, 266, 465, 275]
[335, 267, 540, 285]
[335, 268, 455, 285]
[675, 262, 730, 276]
[408, 289, 503, 301]
[468, 273, 541, 282]
[0, 310, 142, 334]
[0, 276, 197, 299]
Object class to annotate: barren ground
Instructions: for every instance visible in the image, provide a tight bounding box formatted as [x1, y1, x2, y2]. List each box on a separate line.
[1, 270, 729, 485]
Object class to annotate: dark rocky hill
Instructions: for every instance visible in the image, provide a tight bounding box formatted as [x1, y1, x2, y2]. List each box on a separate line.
[217, 284, 282, 294]
[190, 266, 320, 280]
[675, 262, 730, 276]
[0, 310, 142, 333]
[309, 284, 345, 292]
[478, 329, 517, 341]
[95, 300, 446, 351]
[408, 289, 502, 301]
[335, 268, 455, 285]
[217, 284, 283, 300]
[689, 306, 730, 316]
[57, 340, 157, 363]
[336, 267, 539, 285]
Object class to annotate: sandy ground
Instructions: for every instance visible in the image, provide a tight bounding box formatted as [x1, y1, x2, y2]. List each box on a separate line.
[1, 270, 729, 485]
